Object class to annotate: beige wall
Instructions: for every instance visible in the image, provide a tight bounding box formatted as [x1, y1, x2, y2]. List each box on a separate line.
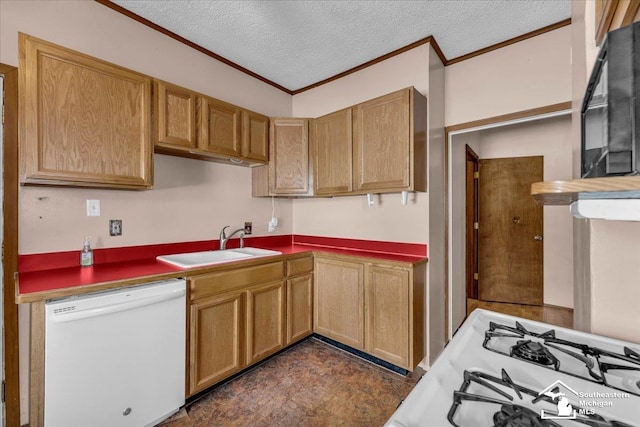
[291, 44, 431, 244]
[589, 220, 640, 343]
[445, 26, 572, 126]
[0, 0, 294, 256]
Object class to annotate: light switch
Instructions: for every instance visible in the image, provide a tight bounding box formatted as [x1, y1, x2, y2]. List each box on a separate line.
[87, 200, 101, 217]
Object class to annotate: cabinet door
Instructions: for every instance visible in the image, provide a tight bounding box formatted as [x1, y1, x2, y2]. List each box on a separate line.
[353, 89, 410, 191]
[246, 282, 285, 365]
[19, 34, 152, 189]
[269, 118, 311, 195]
[154, 80, 197, 149]
[189, 291, 244, 395]
[198, 96, 242, 158]
[286, 273, 313, 345]
[242, 111, 269, 163]
[314, 257, 364, 349]
[365, 264, 410, 368]
[312, 108, 353, 195]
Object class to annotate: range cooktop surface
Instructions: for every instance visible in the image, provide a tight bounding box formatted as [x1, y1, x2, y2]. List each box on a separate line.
[385, 309, 640, 427]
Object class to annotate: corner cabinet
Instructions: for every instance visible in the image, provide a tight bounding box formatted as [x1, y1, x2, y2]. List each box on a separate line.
[353, 88, 427, 193]
[314, 257, 365, 349]
[252, 118, 313, 196]
[19, 33, 153, 189]
[312, 108, 353, 195]
[252, 87, 428, 198]
[314, 253, 425, 370]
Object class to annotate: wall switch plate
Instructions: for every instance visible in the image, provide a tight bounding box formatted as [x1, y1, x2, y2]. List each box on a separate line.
[109, 220, 122, 236]
[244, 222, 252, 235]
[87, 200, 101, 217]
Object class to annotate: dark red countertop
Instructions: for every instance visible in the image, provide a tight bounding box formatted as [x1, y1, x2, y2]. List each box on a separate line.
[17, 235, 427, 302]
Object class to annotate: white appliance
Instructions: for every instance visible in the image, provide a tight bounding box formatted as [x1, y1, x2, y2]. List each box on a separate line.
[386, 309, 640, 426]
[44, 279, 186, 427]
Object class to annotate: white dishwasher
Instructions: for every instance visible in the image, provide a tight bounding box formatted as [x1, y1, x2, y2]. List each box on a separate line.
[44, 278, 186, 427]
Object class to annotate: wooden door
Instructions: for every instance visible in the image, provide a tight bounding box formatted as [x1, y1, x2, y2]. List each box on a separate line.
[154, 80, 197, 149]
[286, 274, 313, 345]
[189, 291, 244, 395]
[269, 118, 311, 195]
[353, 89, 410, 191]
[19, 34, 153, 189]
[478, 156, 543, 305]
[314, 257, 364, 349]
[365, 264, 410, 368]
[466, 146, 479, 299]
[312, 108, 353, 195]
[241, 110, 269, 163]
[198, 96, 242, 158]
[246, 281, 285, 365]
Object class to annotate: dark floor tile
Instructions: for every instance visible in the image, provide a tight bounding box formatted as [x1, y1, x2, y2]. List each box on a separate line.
[161, 338, 422, 427]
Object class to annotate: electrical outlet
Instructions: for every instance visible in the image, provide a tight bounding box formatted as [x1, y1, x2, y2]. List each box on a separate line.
[87, 200, 101, 217]
[268, 217, 278, 233]
[244, 222, 252, 235]
[109, 220, 122, 236]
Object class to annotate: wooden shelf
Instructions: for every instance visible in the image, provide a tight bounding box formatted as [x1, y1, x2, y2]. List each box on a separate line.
[531, 176, 640, 205]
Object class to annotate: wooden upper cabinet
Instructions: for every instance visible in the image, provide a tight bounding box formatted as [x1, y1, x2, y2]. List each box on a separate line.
[353, 87, 427, 193]
[198, 96, 242, 158]
[19, 33, 153, 189]
[312, 108, 353, 195]
[154, 83, 269, 166]
[154, 80, 197, 150]
[252, 118, 311, 196]
[595, 0, 640, 45]
[241, 111, 269, 162]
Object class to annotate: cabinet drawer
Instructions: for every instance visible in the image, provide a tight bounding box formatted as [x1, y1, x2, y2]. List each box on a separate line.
[190, 261, 284, 300]
[286, 256, 313, 277]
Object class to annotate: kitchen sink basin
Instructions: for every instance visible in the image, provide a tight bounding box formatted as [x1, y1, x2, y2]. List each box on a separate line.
[156, 247, 282, 269]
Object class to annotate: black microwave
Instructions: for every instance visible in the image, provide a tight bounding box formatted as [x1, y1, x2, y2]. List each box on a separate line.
[581, 21, 640, 178]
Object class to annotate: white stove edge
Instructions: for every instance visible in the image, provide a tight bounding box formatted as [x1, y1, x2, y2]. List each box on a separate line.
[385, 308, 640, 427]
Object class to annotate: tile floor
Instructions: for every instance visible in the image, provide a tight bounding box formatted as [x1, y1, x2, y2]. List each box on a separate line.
[160, 338, 424, 427]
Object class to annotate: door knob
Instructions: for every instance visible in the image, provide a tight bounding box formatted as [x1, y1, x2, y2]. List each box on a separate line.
[534, 235, 543, 241]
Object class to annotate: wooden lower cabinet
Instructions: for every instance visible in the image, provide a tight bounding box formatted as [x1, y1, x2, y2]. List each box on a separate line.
[286, 273, 313, 344]
[314, 257, 365, 349]
[314, 255, 425, 370]
[189, 290, 244, 395]
[365, 264, 410, 367]
[246, 281, 285, 365]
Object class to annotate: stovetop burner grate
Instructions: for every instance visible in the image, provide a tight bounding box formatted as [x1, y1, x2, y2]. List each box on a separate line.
[447, 369, 636, 427]
[483, 321, 640, 397]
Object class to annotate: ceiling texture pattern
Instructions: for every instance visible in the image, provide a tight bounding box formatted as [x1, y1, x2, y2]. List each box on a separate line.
[110, 0, 571, 92]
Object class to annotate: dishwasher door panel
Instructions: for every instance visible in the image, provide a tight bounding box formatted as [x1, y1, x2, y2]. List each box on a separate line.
[44, 279, 186, 427]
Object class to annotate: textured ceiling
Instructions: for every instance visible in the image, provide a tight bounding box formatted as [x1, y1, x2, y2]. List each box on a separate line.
[111, 0, 571, 92]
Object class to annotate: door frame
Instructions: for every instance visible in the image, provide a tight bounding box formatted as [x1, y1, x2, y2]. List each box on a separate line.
[444, 102, 571, 341]
[465, 145, 479, 302]
[0, 63, 20, 427]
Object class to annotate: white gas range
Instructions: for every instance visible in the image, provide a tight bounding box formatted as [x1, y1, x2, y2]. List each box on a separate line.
[386, 309, 640, 426]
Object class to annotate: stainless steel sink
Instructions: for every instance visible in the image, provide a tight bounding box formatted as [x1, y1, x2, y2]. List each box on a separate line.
[156, 247, 282, 269]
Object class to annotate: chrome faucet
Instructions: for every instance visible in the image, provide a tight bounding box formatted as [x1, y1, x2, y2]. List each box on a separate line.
[219, 225, 245, 250]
